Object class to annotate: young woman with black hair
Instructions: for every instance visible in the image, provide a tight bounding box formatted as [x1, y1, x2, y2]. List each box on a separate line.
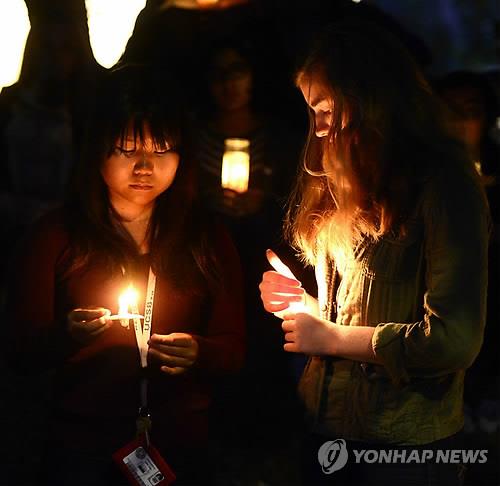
[7, 64, 245, 485]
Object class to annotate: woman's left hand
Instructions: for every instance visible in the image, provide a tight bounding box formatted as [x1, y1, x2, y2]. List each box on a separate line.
[148, 333, 199, 375]
[281, 312, 336, 355]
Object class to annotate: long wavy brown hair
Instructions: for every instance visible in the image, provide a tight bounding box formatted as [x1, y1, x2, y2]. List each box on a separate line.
[62, 64, 221, 292]
[287, 19, 476, 267]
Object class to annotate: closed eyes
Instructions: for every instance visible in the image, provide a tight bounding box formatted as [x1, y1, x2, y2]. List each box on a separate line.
[114, 146, 174, 157]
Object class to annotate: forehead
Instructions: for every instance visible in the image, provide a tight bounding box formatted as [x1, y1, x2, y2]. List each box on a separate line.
[118, 124, 166, 150]
[297, 74, 331, 108]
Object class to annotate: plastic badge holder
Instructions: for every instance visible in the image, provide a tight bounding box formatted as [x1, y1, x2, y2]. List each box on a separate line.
[112, 436, 176, 486]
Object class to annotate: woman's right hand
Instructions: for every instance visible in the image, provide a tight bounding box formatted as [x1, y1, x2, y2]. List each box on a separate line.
[67, 307, 112, 344]
[259, 271, 305, 314]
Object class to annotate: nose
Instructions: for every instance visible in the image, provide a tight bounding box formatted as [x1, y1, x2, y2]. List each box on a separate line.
[315, 126, 329, 138]
[315, 114, 331, 138]
[133, 156, 153, 175]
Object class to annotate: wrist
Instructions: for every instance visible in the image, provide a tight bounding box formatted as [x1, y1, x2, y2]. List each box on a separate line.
[320, 319, 339, 356]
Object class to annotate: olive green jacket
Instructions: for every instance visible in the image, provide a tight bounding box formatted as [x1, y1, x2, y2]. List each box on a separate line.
[298, 168, 489, 445]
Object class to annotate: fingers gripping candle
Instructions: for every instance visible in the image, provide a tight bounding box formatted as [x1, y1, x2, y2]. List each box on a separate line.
[266, 249, 306, 314]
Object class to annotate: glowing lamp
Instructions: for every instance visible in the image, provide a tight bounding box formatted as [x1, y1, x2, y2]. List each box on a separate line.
[0, 0, 30, 94]
[85, 0, 146, 69]
[221, 138, 250, 194]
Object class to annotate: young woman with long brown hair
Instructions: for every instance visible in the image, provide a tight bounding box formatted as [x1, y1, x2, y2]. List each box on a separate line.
[7, 64, 245, 485]
[260, 19, 489, 486]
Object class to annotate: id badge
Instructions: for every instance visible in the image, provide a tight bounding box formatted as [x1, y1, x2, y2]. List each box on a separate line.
[112, 436, 176, 486]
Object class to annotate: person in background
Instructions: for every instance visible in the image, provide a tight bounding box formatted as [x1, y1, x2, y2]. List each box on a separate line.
[0, 11, 101, 309]
[436, 70, 500, 436]
[260, 19, 489, 486]
[194, 39, 297, 218]
[435, 71, 499, 185]
[6, 64, 245, 486]
[192, 39, 306, 484]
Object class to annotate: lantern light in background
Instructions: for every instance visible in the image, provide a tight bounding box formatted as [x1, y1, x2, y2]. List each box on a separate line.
[161, 0, 248, 10]
[0, 0, 30, 94]
[221, 138, 250, 194]
[85, 0, 146, 69]
[196, 0, 219, 5]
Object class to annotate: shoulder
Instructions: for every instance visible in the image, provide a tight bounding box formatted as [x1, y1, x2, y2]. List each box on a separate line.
[419, 160, 488, 219]
[416, 160, 490, 248]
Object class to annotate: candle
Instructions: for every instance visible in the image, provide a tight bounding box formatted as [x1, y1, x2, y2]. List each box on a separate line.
[107, 314, 144, 321]
[108, 285, 144, 327]
[266, 249, 306, 314]
[221, 138, 250, 193]
[266, 249, 298, 280]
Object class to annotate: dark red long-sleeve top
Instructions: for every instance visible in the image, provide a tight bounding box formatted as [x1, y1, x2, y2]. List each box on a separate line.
[6, 210, 245, 456]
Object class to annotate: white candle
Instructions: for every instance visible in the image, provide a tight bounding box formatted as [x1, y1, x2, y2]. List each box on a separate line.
[108, 314, 144, 321]
[266, 249, 306, 314]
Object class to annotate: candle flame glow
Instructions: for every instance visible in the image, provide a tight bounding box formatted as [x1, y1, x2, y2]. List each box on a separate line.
[118, 285, 138, 315]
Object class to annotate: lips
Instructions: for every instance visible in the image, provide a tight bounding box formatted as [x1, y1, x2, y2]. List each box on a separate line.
[129, 183, 153, 190]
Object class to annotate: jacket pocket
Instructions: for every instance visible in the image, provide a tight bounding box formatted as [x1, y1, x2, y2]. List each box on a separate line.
[362, 221, 423, 283]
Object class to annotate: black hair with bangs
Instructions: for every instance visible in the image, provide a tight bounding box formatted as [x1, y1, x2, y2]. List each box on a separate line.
[63, 64, 221, 291]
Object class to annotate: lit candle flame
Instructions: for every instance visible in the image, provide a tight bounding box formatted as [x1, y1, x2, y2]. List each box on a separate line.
[118, 285, 138, 316]
[109, 285, 144, 326]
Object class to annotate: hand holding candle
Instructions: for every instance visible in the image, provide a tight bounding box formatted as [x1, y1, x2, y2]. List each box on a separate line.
[67, 307, 112, 344]
[148, 333, 199, 375]
[259, 249, 306, 316]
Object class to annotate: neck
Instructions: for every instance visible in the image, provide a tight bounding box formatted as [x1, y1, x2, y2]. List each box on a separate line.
[112, 203, 154, 254]
[114, 202, 153, 223]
